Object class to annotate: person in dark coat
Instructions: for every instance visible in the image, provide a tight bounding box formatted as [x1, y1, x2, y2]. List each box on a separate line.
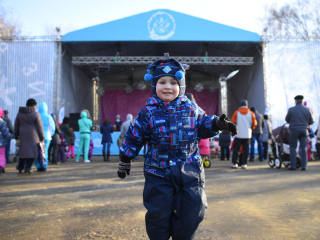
[66, 127, 75, 158]
[48, 114, 61, 164]
[59, 117, 71, 147]
[100, 118, 113, 161]
[285, 95, 314, 170]
[249, 107, 265, 162]
[3, 110, 14, 163]
[14, 98, 45, 173]
[219, 131, 231, 161]
[57, 130, 67, 163]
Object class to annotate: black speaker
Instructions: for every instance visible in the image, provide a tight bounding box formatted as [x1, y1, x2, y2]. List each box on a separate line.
[69, 113, 81, 132]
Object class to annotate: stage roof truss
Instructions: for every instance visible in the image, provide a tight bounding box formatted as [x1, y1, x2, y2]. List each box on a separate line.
[72, 56, 254, 66]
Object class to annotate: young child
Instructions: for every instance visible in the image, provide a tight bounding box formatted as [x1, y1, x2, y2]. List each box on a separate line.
[117, 54, 237, 240]
[198, 138, 210, 160]
[66, 127, 75, 158]
[0, 108, 15, 173]
[219, 130, 232, 161]
[307, 136, 312, 161]
[57, 130, 67, 163]
[88, 138, 94, 161]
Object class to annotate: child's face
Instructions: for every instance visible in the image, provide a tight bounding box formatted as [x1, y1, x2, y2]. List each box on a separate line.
[156, 76, 179, 102]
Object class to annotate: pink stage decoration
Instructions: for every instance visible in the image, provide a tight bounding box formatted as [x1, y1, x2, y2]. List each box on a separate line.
[100, 89, 219, 125]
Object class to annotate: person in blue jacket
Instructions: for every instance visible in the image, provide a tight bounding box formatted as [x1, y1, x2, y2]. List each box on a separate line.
[76, 109, 92, 163]
[117, 53, 237, 240]
[35, 102, 55, 172]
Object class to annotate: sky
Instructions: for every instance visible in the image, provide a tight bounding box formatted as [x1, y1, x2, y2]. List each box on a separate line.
[3, 0, 295, 36]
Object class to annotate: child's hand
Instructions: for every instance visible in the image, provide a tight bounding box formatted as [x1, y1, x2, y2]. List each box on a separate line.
[118, 161, 131, 179]
[213, 114, 238, 135]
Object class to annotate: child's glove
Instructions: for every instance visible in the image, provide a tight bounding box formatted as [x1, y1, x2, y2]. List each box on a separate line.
[213, 114, 238, 135]
[117, 155, 132, 179]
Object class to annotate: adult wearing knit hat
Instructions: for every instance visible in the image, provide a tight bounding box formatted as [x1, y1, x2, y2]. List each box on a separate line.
[14, 99, 44, 173]
[230, 99, 257, 169]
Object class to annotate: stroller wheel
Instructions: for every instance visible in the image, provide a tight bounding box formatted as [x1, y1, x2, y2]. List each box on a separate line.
[312, 152, 318, 160]
[283, 163, 290, 168]
[203, 158, 211, 168]
[275, 158, 282, 169]
[268, 158, 275, 168]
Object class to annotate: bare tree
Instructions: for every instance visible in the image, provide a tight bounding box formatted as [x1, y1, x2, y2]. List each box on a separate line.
[262, 0, 320, 40]
[0, 4, 21, 38]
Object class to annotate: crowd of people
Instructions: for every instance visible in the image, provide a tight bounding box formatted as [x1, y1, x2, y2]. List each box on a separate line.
[207, 95, 315, 171]
[0, 98, 126, 174]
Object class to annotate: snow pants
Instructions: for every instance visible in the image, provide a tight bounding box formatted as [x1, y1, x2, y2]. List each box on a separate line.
[0, 146, 6, 169]
[143, 160, 207, 240]
[67, 145, 75, 158]
[76, 133, 90, 161]
[57, 146, 66, 162]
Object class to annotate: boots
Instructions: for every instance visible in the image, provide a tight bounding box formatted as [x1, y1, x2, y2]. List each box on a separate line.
[107, 150, 110, 162]
[103, 150, 107, 162]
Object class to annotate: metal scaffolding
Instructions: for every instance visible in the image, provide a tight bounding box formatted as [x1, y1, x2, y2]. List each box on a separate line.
[0, 35, 62, 42]
[72, 56, 254, 65]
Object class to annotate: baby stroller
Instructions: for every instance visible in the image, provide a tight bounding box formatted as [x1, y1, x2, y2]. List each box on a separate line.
[268, 123, 301, 169]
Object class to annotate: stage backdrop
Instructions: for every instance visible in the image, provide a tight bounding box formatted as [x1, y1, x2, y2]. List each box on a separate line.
[100, 89, 220, 125]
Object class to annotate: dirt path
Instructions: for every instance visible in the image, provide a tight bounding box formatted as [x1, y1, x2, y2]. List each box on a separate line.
[1, 156, 320, 240]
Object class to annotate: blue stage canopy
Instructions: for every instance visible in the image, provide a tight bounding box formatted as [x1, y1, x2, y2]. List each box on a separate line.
[63, 9, 260, 43]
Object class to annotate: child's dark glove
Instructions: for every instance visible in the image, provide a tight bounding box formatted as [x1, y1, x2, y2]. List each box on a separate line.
[212, 114, 238, 135]
[117, 155, 132, 179]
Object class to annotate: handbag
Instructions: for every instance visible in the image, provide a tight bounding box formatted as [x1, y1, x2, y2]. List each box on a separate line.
[38, 142, 46, 166]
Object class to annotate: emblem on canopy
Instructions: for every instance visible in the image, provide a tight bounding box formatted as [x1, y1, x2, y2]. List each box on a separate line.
[148, 11, 176, 40]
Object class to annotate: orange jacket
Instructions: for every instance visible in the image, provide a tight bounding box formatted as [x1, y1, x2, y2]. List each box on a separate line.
[231, 107, 257, 138]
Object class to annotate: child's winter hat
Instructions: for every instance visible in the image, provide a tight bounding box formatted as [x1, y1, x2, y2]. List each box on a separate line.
[144, 53, 189, 97]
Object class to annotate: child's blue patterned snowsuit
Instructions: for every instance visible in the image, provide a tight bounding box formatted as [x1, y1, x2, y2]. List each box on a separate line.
[121, 95, 220, 240]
